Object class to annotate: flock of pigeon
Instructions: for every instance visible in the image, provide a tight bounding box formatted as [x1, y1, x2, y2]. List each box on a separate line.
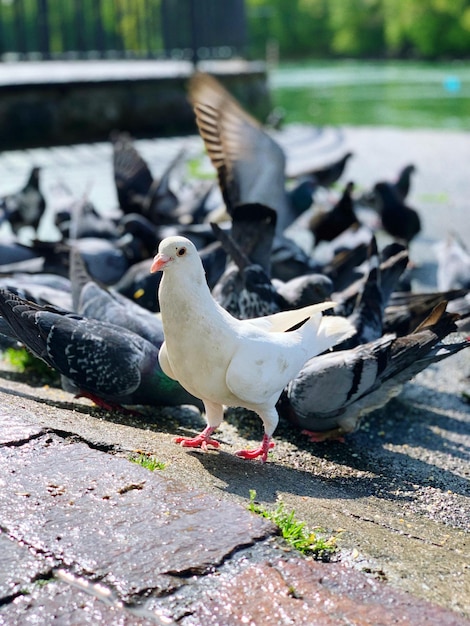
[1, 73, 469, 462]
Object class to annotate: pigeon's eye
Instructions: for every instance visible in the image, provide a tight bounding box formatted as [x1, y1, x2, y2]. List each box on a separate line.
[177, 247, 187, 257]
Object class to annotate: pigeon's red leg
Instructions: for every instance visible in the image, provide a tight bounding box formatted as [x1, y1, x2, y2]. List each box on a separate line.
[174, 426, 220, 450]
[75, 391, 143, 417]
[301, 428, 345, 443]
[235, 434, 275, 463]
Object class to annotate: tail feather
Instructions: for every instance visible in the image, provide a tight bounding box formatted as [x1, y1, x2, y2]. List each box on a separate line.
[266, 301, 336, 333]
[312, 314, 357, 355]
[299, 308, 356, 359]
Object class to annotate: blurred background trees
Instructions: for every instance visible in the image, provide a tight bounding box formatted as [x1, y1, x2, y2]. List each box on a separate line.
[247, 0, 470, 60]
[0, 0, 469, 61]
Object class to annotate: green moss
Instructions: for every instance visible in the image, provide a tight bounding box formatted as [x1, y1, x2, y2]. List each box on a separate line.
[248, 490, 339, 561]
[128, 453, 166, 471]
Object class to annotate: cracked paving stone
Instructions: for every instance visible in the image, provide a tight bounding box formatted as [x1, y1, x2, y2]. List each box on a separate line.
[0, 432, 276, 602]
[182, 558, 470, 626]
[0, 579, 162, 626]
[0, 532, 53, 600]
[0, 409, 47, 446]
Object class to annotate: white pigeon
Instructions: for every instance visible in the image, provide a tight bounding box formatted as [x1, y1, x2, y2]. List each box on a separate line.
[150, 236, 356, 462]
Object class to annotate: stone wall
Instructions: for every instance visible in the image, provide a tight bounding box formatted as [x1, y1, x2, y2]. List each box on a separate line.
[0, 60, 270, 149]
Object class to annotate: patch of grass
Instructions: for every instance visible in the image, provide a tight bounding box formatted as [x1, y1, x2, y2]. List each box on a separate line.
[186, 156, 215, 180]
[3, 347, 59, 384]
[248, 490, 339, 561]
[418, 192, 449, 204]
[34, 577, 53, 588]
[4, 346, 38, 371]
[128, 453, 166, 471]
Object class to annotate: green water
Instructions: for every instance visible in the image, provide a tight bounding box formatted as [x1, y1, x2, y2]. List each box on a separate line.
[269, 60, 470, 130]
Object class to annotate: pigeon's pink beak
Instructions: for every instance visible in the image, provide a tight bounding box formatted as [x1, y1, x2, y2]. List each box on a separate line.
[150, 253, 171, 273]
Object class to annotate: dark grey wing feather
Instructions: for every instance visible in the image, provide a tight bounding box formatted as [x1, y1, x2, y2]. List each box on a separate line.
[189, 73, 290, 226]
[46, 316, 147, 397]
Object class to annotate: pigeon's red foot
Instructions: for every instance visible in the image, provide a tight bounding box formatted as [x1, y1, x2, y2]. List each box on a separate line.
[235, 434, 275, 463]
[174, 426, 220, 451]
[301, 428, 345, 443]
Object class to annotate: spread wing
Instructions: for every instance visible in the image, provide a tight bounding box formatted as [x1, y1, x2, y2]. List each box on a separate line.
[189, 73, 288, 217]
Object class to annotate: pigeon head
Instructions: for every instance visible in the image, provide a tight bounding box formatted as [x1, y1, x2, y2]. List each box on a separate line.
[28, 166, 41, 187]
[150, 236, 198, 274]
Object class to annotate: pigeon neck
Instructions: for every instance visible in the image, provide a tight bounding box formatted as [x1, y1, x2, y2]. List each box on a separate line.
[159, 263, 216, 315]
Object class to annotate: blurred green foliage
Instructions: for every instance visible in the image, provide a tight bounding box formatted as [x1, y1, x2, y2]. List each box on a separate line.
[0, 0, 468, 60]
[246, 0, 470, 59]
[4, 347, 60, 385]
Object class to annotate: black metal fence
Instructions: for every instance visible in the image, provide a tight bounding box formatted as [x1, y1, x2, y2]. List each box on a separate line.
[0, 0, 247, 62]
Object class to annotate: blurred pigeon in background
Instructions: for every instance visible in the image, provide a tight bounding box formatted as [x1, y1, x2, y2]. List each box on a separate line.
[435, 232, 470, 291]
[0, 167, 45, 236]
[189, 72, 317, 232]
[370, 181, 421, 245]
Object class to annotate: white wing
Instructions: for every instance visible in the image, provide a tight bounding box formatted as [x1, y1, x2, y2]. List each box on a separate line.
[225, 333, 309, 406]
[158, 341, 177, 380]
[243, 301, 336, 333]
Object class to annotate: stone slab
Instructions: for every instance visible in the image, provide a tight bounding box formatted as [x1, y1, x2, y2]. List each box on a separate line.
[0, 432, 276, 601]
[0, 579, 163, 626]
[183, 558, 470, 626]
[0, 532, 52, 600]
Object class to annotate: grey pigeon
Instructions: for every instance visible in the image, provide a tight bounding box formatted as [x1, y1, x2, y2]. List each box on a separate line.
[332, 244, 409, 318]
[54, 193, 121, 240]
[210, 203, 287, 319]
[0, 275, 72, 311]
[210, 221, 287, 319]
[189, 73, 310, 232]
[358, 163, 416, 207]
[0, 289, 201, 411]
[334, 238, 385, 350]
[303, 152, 353, 188]
[384, 287, 470, 336]
[279, 302, 468, 441]
[69, 248, 165, 347]
[309, 181, 359, 245]
[111, 131, 183, 223]
[0, 237, 45, 266]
